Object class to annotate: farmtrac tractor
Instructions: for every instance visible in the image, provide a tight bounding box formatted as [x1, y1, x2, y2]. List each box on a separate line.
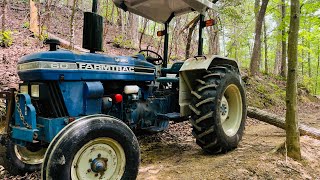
[0, 0, 246, 179]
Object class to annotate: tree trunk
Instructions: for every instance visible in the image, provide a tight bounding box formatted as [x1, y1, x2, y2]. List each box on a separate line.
[264, 20, 268, 74]
[69, 0, 78, 49]
[2, 0, 7, 32]
[308, 42, 311, 78]
[315, 44, 320, 94]
[29, 0, 39, 35]
[274, 9, 282, 75]
[280, 0, 287, 78]
[250, 0, 269, 76]
[286, 0, 301, 160]
[48, 33, 87, 52]
[129, 13, 139, 48]
[103, 0, 109, 51]
[139, 19, 148, 50]
[247, 107, 320, 140]
[186, 16, 200, 59]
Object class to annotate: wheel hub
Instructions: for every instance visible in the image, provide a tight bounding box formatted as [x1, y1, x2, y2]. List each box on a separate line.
[91, 157, 108, 173]
[220, 95, 229, 123]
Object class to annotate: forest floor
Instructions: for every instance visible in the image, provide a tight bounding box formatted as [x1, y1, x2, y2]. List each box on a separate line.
[1, 2, 320, 180]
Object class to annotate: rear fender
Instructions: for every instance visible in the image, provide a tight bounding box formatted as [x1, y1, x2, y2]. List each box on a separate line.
[179, 55, 239, 117]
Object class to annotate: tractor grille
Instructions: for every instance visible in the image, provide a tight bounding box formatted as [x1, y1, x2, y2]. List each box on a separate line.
[48, 82, 68, 117]
[33, 82, 68, 118]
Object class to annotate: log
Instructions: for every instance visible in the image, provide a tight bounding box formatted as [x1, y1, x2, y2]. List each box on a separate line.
[247, 106, 320, 140]
[47, 33, 88, 53]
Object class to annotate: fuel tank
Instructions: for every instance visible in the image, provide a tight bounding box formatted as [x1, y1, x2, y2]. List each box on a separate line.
[17, 50, 156, 81]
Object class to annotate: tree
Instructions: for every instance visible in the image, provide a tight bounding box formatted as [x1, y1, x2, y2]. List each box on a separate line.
[250, 0, 269, 76]
[29, 0, 39, 35]
[1, 0, 7, 32]
[285, 0, 301, 160]
[280, 0, 287, 78]
[264, 19, 268, 73]
[185, 15, 200, 59]
[69, 0, 78, 49]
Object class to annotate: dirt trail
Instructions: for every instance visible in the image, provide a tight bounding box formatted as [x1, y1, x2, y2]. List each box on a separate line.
[137, 120, 320, 179]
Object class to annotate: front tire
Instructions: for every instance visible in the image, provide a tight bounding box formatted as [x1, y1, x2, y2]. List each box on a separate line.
[189, 66, 246, 154]
[41, 115, 140, 180]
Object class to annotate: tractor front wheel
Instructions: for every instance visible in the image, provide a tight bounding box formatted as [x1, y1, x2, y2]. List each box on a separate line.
[190, 66, 246, 154]
[41, 115, 140, 180]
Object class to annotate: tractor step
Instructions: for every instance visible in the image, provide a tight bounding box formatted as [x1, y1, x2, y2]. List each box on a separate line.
[157, 112, 189, 122]
[157, 112, 180, 121]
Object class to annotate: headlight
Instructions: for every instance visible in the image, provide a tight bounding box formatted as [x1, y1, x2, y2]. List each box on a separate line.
[20, 85, 28, 94]
[31, 85, 40, 98]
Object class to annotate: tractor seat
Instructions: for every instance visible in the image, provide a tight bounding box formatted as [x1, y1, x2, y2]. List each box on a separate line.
[160, 62, 183, 74]
[156, 77, 179, 83]
[156, 62, 183, 83]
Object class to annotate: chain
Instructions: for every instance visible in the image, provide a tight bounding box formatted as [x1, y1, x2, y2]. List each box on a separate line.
[15, 93, 32, 129]
[0, 105, 5, 118]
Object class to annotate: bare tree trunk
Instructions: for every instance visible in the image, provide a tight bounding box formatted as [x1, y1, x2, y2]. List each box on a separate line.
[308, 42, 311, 78]
[69, 0, 78, 49]
[139, 19, 148, 50]
[264, 20, 268, 74]
[2, 0, 7, 32]
[110, 4, 115, 25]
[43, 0, 53, 36]
[103, 0, 109, 51]
[315, 44, 320, 94]
[250, 0, 269, 76]
[280, 0, 287, 78]
[169, 18, 179, 59]
[186, 16, 200, 59]
[128, 13, 139, 49]
[247, 107, 320, 140]
[207, 11, 219, 55]
[30, 0, 39, 35]
[286, 0, 301, 160]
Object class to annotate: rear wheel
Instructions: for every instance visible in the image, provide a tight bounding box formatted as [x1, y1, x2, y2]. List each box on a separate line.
[189, 66, 246, 154]
[42, 115, 140, 180]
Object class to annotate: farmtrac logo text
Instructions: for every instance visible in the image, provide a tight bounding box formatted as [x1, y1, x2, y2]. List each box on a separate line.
[77, 63, 134, 72]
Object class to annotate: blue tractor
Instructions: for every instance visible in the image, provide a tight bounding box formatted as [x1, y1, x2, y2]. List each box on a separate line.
[0, 0, 246, 179]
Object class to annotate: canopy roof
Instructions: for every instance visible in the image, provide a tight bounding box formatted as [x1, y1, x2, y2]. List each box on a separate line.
[113, 0, 214, 23]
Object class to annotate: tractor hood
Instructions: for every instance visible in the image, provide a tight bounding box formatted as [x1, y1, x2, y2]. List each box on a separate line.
[17, 50, 156, 82]
[113, 0, 215, 23]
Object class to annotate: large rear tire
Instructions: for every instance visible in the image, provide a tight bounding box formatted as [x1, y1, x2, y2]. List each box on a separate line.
[189, 66, 246, 154]
[41, 115, 140, 180]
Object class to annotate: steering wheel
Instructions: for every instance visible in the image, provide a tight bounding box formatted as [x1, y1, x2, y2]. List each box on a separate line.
[138, 49, 163, 65]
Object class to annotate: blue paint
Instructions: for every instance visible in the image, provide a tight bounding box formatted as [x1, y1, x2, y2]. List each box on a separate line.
[14, 93, 37, 129]
[84, 82, 104, 114]
[12, 127, 38, 142]
[59, 82, 85, 116]
[18, 50, 156, 82]
[37, 117, 66, 142]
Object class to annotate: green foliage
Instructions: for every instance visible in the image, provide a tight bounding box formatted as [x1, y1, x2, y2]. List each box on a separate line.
[0, 30, 14, 47]
[113, 35, 134, 49]
[22, 21, 30, 29]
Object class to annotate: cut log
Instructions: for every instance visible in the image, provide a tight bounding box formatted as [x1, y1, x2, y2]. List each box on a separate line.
[247, 106, 320, 140]
[47, 33, 88, 53]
